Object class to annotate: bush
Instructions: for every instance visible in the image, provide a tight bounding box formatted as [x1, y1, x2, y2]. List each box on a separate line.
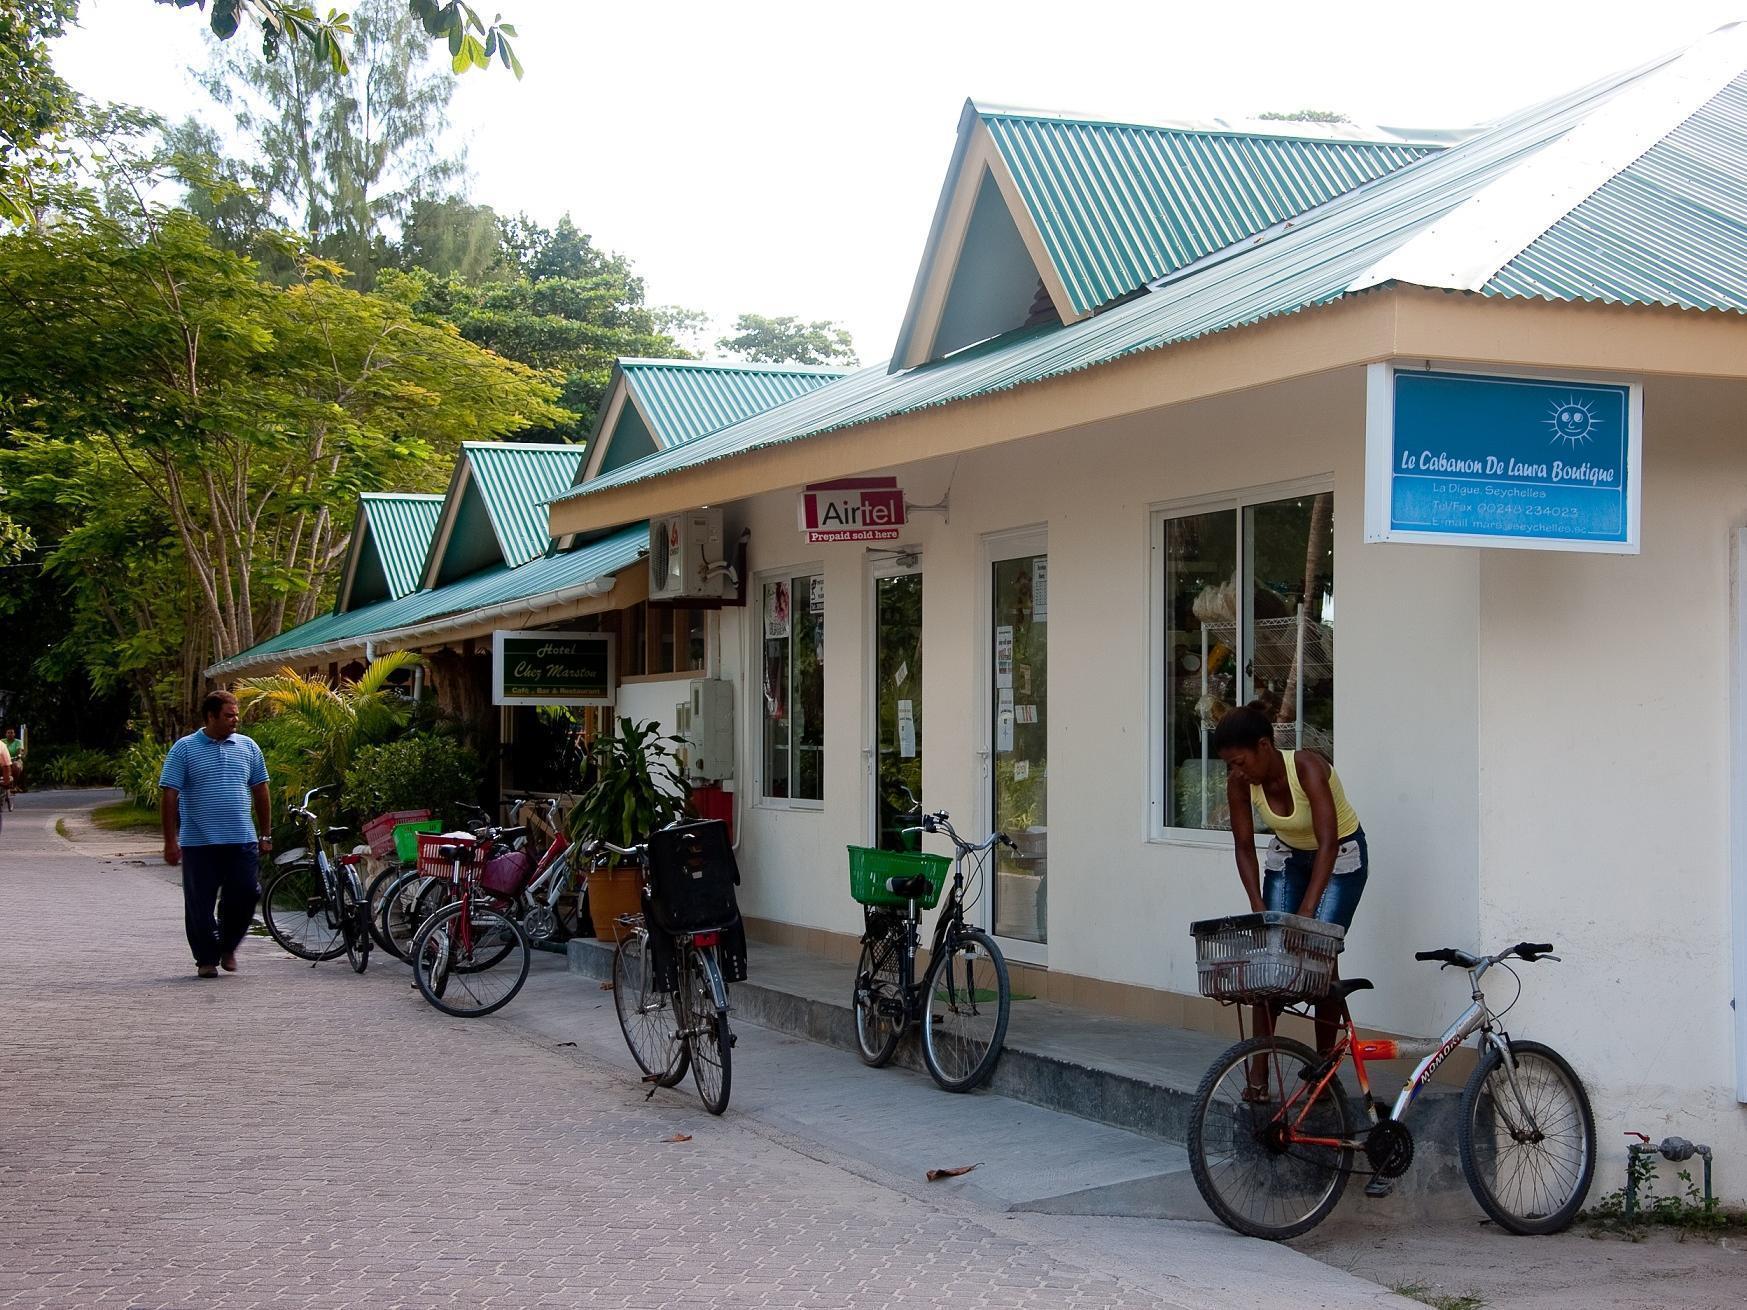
[341, 733, 482, 827]
[116, 735, 169, 810]
[33, 746, 118, 788]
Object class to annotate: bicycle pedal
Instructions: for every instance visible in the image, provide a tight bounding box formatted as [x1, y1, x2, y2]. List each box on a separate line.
[1364, 1177, 1394, 1199]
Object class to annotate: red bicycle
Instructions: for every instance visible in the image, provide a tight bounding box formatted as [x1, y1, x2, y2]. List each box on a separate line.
[1186, 914, 1596, 1241]
[408, 825, 532, 1017]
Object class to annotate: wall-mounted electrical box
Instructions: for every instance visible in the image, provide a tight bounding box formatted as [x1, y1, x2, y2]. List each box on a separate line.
[674, 678, 734, 782]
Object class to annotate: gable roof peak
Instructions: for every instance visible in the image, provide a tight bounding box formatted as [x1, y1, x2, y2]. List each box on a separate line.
[619, 356, 848, 377]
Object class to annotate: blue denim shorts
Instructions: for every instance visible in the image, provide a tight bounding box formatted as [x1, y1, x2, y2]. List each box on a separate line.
[1263, 828, 1368, 930]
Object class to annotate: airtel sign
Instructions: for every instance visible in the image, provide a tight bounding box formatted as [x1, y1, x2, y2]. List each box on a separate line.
[797, 478, 907, 542]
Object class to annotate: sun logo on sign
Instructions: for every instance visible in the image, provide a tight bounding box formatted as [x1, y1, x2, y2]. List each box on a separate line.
[1545, 397, 1600, 447]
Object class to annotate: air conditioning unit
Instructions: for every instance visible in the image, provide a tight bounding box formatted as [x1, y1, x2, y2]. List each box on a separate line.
[649, 509, 729, 601]
[674, 679, 734, 782]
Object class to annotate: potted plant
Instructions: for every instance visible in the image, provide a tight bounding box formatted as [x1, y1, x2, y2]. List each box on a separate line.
[566, 717, 692, 939]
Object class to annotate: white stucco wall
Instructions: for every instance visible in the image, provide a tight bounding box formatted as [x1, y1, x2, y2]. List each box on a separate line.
[712, 366, 1747, 1189]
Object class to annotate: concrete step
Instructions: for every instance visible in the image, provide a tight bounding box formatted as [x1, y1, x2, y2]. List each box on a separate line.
[568, 933, 1471, 1210]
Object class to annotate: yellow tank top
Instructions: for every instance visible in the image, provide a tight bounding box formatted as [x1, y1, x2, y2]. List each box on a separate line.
[1250, 750, 1360, 851]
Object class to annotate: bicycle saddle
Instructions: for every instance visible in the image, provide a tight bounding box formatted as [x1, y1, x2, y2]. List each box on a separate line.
[884, 874, 932, 900]
[1331, 977, 1373, 999]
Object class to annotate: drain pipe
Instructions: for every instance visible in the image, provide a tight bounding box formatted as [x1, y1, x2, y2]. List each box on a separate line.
[1623, 1133, 1715, 1215]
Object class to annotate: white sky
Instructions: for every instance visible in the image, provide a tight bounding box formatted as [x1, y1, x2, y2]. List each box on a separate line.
[55, 1, 1747, 364]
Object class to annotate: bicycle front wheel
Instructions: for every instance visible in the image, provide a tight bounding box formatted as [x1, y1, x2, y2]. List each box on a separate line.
[411, 902, 530, 1018]
[920, 928, 1009, 1092]
[852, 923, 904, 1068]
[612, 929, 687, 1087]
[365, 864, 406, 952]
[1459, 1038, 1595, 1234]
[340, 871, 370, 974]
[1187, 1034, 1352, 1241]
[685, 947, 732, 1115]
[261, 865, 346, 961]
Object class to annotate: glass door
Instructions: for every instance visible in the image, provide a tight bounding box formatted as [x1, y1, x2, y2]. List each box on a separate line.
[989, 536, 1047, 949]
[872, 565, 923, 851]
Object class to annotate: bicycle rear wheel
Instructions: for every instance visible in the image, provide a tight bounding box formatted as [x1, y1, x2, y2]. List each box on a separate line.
[411, 902, 530, 1018]
[365, 864, 406, 952]
[1459, 1038, 1595, 1234]
[612, 929, 687, 1087]
[375, 870, 424, 962]
[852, 922, 904, 1068]
[261, 864, 346, 961]
[920, 928, 1009, 1092]
[1187, 1034, 1353, 1241]
[685, 947, 732, 1115]
[340, 871, 370, 974]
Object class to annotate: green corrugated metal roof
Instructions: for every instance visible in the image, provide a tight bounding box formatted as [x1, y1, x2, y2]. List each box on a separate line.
[555, 29, 1747, 515]
[356, 494, 443, 603]
[622, 359, 845, 448]
[462, 442, 585, 568]
[211, 524, 647, 677]
[979, 106, 1440, 316]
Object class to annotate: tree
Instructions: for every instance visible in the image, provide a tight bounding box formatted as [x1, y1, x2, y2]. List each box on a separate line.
[403, 215, 700, 438]
[189, 0, 464, 287]
[716, 313, 858, 367]
[158, 0, 522, 77]
[395, 196, 513, 282]
[0, 157, 569, 692]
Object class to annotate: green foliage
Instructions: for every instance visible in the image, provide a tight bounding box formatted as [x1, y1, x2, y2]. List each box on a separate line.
[33, 746, 118, 788]
[1583, 1152, 1744, 1237]
[188, 0, 464, 285]
[90, 800, 162, 833]
[341, 732, 482, 825]
[1258, 109, 1352, 124]
[159, 1, 522, 78]
[716, 313, 858, 367]
[236, 652, 422, 802]
[117, 735, 170, 810]
[0, 0, 78, 224]
[564, 718, 692, 860]
[396, 197, 513, 283]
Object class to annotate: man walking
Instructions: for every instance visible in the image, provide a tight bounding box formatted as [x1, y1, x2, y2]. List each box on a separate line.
[159, 691, 271, 979]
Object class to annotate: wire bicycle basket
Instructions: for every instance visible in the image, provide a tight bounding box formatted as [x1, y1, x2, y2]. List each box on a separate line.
[1189, 911, 1345, 1004]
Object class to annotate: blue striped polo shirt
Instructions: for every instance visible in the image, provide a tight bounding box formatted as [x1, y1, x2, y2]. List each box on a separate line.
[159, 730, 270, 847]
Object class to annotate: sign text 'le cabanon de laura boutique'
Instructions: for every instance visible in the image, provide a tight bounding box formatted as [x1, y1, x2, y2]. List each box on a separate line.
[1365, 366, 1642, 554]
[798, 478, 906, 543]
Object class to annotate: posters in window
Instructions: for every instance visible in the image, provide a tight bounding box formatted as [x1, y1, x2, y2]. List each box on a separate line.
[765, 580, 791, 639]
[994, 625, 1014, 690]
[1032, 557, 1049, 620]
[809, 575, 825, 614]
[996, 688, 1015, 752]
[897, 699, 916, 759]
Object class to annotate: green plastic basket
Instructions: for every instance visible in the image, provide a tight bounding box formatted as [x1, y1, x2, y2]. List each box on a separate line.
[847, 846, 950, 910]
[393, 820, 444, 863]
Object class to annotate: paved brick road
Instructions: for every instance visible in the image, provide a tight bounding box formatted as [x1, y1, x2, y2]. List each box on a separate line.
[0, 795, 1211, 1310]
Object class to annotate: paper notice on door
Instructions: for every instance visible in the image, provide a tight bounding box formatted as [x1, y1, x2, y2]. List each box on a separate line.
[809, 575, 825, 614]
[897, 699, 916, 758]
[765, 580, 791, 638]
[1032, 557, 1048, 621]
[996, 688, 1014, 753]
[995, 626, 1014, 690]
[1012, 760, 1029, 782]
[1015, 704, 1037, 724]
[894, 660, 908, 688]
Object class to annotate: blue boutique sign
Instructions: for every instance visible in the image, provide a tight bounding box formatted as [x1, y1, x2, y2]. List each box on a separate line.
[1365, 366, 1641, 553]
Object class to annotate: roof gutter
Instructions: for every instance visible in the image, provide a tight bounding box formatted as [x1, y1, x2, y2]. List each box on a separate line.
[205, 573, 622, 681]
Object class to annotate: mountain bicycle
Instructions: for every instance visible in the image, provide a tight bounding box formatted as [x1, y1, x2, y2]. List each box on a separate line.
[605, 832, 738, 1116]
[408, 824, 533, 1017]
[260, 786, 372, 974]
[849, 805, 1013, 1093]
[1184, 921, 1597, 1241]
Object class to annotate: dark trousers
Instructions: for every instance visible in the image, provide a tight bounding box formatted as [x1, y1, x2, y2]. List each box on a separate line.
[182, 843, 260, 967]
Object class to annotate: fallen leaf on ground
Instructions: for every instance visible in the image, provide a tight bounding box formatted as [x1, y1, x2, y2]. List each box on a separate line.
[598, 981, 614, 990]
[925, 1163, 981, 1181]
[554, 1041, 576, 1047]
[662, 1133, 692, 1143]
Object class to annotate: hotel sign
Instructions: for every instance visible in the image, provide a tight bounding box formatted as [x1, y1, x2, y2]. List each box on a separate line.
[798, 478, 906, 543]
[492, 630, 615, 707]
[1365, 365, 1641, 554]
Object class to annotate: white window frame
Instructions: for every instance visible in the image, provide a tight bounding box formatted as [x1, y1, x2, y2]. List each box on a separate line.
[1148, 475, 1335, 845]
[753, 562, 826, 811]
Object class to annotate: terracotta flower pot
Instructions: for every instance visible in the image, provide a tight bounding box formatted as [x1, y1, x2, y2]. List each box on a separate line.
[587, 863, 645, 941]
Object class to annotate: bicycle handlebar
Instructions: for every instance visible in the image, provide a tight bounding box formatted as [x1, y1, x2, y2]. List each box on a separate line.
[1415, 942, 1560, 971]
[901, 812, 1013, 856]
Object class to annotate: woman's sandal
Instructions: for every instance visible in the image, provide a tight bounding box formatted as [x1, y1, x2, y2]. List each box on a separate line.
[1240, 1082, 1273, 1104]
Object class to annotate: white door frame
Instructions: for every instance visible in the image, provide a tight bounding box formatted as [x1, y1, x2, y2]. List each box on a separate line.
[864, 549, 923, 845]
[1731, 527, 1747, 1101]
[980, 524, 1049, 967]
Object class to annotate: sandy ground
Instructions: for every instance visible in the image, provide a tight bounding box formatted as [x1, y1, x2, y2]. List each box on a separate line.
[1302, 1213, 1747, 1308]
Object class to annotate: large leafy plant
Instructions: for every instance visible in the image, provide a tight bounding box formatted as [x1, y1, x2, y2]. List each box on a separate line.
[565, 717, 691, 864]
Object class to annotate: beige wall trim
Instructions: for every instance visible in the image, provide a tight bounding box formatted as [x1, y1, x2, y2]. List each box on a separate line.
[552, 288, 1747, 539]
[737, 912, 1473, 1081]
[580, 381, 634, 482]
